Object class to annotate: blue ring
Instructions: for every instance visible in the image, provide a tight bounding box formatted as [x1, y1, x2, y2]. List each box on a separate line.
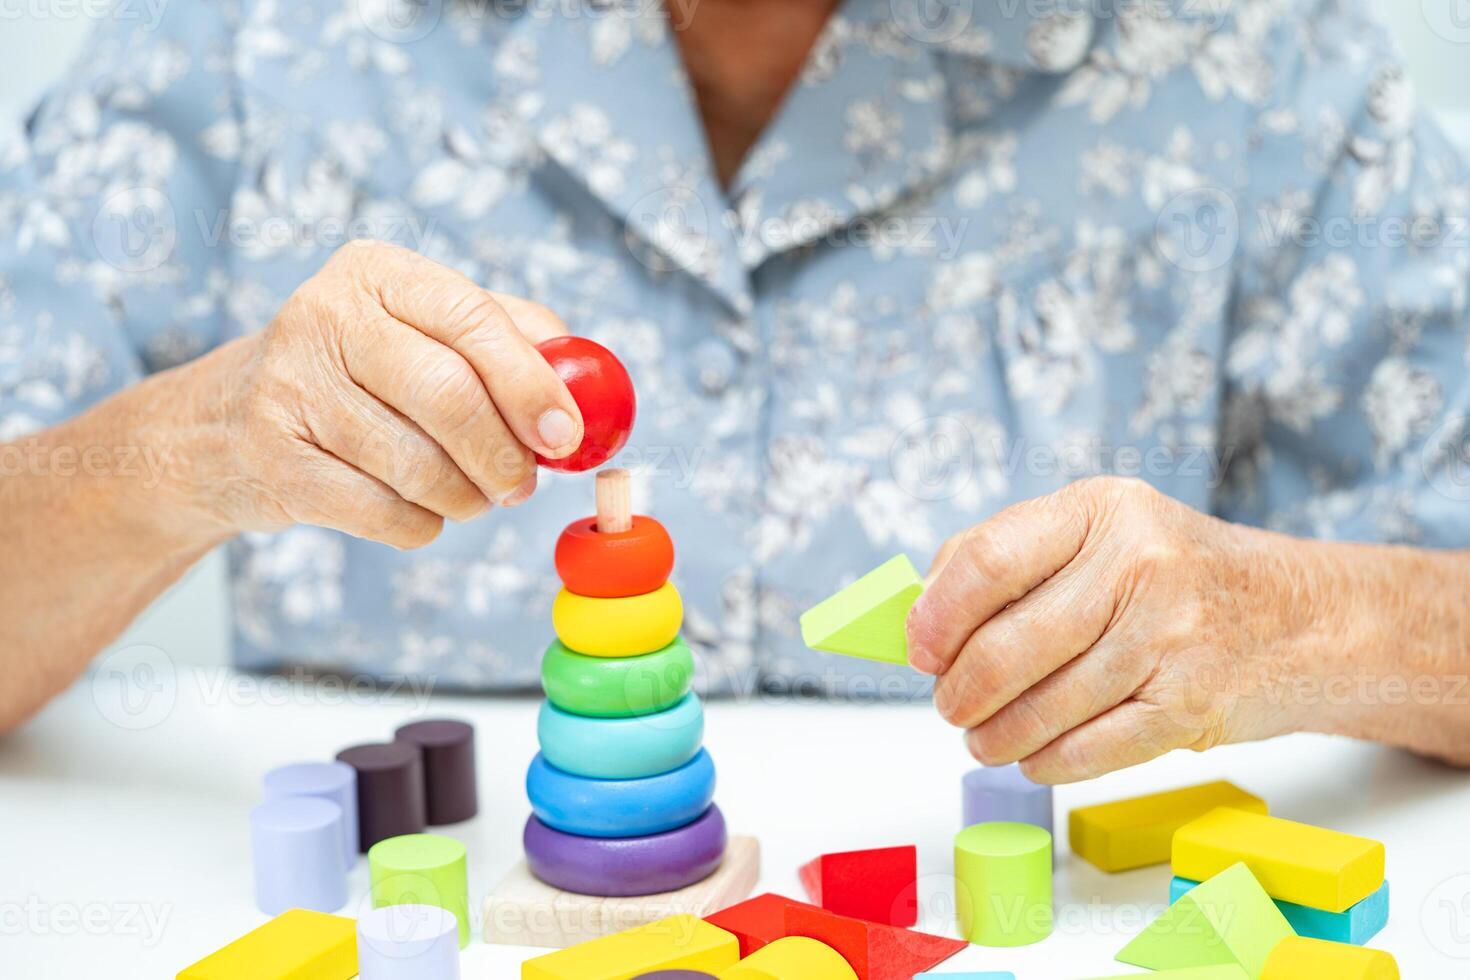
[526, 749, 717, 838]
[537, 694, 704, 779]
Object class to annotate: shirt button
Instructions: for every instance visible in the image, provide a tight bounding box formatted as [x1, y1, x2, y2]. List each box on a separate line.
[691, 338, 738, 395]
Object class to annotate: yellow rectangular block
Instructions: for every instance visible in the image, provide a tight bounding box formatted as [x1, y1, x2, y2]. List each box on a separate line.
[177, 909, 357, 980]
[522, 914, 739, 980]
[1173, 808, 1384, 913]
[1261, 936, 1399, 979]
[1068, 780, 1267, 872]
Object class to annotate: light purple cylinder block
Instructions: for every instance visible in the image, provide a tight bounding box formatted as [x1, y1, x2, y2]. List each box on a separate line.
[962, 764, 1054, 838]
[357, 904, 461, 980]
[250, 797, 347, 915]
[262, 760, 359, 867]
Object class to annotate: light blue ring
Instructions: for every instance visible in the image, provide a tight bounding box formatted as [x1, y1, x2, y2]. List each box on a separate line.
[537, 694, 704, 779]
[525, 748, 717, 838]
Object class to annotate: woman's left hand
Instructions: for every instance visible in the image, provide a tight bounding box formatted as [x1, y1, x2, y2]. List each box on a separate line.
[905, 477, 1326, 783]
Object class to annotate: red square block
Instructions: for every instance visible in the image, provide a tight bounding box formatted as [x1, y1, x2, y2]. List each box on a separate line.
[798, 845, 918, 926]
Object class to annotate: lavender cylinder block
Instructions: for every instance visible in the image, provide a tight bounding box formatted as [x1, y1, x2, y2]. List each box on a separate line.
[962, 764, 1054, 838]
[357, 904, 461, 980]
[262, 761, 359, 867]
[395, 719, 478, 825]
[250, 797, 348, 915]
[337, 741, 428, 851]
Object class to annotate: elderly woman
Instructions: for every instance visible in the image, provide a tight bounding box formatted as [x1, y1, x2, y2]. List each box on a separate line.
[1, 0, 1467, 781]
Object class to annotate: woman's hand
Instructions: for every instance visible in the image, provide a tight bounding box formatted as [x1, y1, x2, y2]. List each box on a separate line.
[905, 477, 1340, 783]
[179, 240, 585, 549]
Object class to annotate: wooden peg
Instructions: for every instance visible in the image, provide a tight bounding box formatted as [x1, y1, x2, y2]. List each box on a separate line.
[596, 468, 633, 534]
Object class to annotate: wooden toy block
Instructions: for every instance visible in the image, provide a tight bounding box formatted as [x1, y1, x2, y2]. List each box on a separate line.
[177, 908, 357, 980]
[703, 892, 810, 959]
[954, 822, 1052, 947]
[1116, 862, 1292, 976]
[782, 902, 967, 980]
[1171, 876, 1389, 945]
[715, 936, 858, 979]
[1079, 969, 1249, 980]
[553, 582, 684, 657]
[797, 845, 918, 926]
[799, 555, 923, 664]
[520, 914, 739, 980]
[486, 836, 760, 948]
[368, 833, 471, 949]
[1260, 936, 1399, 979]
[1172, 807, 1385, 913]
[1068, 780, 1266, 873]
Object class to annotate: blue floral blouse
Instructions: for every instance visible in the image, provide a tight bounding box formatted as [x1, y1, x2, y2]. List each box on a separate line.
[2, 0, 1468, 695]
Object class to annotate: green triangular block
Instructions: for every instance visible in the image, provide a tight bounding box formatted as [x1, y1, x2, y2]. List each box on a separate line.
[1117, 863, 1293, 977]
[799, 555, 924, 664]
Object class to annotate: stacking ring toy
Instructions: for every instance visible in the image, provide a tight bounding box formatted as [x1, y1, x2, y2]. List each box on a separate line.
[555, 515, 675, 598]
[523, 805, 727, 897]
[526, 748, 716, 838]
[537, 694, 704, 780]
[540, 638, 694, 718]
[552, 582, 682, 657]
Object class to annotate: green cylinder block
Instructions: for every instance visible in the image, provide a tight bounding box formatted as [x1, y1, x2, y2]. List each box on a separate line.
[540, 636, 694, 718]
[368, 833, 470, 948]
[954, 821, 1053, 947]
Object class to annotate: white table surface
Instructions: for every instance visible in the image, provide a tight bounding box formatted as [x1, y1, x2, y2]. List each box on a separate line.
[2, 663, 1467, 978]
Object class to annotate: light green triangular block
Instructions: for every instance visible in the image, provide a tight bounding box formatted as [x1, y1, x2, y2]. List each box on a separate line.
[1117, 863, 1293, 978]
[1081, 967, 1251, 980]
[799, 554, 924, 664]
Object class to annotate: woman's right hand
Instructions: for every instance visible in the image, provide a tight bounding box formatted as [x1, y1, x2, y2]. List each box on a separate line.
[177, 239, 585, 549]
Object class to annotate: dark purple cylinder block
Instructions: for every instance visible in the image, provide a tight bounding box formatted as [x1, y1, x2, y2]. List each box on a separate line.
[395, 718, 478, 825]
[335, 741, 427, 852]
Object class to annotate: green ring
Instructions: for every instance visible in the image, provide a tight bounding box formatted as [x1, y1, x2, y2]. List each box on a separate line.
[540, 636, 694, 718]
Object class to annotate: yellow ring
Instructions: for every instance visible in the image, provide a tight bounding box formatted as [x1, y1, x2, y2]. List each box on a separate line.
[552, 582, 683, 657]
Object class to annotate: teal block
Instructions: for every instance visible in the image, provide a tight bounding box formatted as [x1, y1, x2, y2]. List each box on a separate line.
[1170, 875, 1389, 945]
[914, 974, 1016, 980]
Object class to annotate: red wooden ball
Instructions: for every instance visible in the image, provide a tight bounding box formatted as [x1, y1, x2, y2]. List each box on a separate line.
[535, 336, 636, 472]
[555, 516, 675, 598]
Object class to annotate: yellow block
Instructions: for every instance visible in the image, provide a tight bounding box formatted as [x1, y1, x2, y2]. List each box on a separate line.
[717, 936, 858, 979]
[522, 914, 739, 980]
[1068, 780, 1267, 872]
[1261, 936, 1399, 979]
[552, 583, 683, 657]
[1173, 807, 1384, 913]
[176, 909, 357, 980]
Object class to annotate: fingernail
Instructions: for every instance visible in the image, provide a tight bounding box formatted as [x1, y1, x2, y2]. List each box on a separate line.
[502, 475, 536, 507]
[537, 408, 577, 455]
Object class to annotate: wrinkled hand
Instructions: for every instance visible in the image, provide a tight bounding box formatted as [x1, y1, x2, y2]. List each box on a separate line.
[906, 477, 1319, 783]
[188, 240, 584, 549]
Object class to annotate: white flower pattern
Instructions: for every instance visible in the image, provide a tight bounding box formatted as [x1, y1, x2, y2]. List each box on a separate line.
[1, 0, 1467, 696]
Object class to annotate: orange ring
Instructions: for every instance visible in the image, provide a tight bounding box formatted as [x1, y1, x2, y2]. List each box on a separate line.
[554, 515, 675, 598]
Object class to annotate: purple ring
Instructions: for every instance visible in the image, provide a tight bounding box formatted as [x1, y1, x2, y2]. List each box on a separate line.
[523, 805, 727, 897]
